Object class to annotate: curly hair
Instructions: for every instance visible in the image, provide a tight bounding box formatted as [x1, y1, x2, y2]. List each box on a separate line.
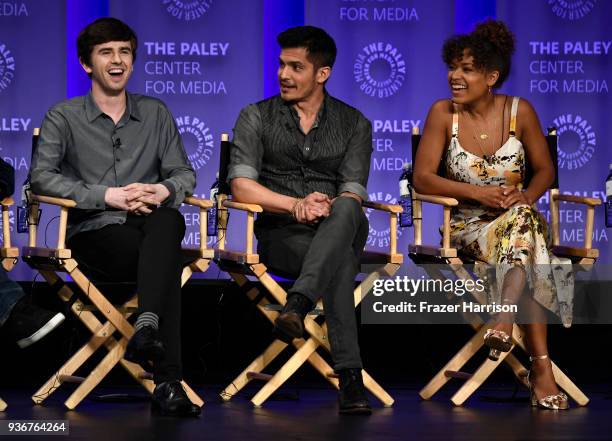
[442, 20, 516, 88]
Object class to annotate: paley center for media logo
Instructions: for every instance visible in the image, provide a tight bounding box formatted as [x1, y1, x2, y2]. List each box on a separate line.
[175, 116, 214, 171]
[552, 113, 596, 170]
[366, 191, 403, 249]
[549, 0, 596, 20]
[354, 42, 406, 99]
[163, 0, 212, 21]
[0, 43, 15, 93]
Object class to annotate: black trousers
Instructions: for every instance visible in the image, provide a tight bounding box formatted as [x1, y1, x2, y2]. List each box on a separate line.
[67, 208, 186, 383]
[256, 197, 368, 371]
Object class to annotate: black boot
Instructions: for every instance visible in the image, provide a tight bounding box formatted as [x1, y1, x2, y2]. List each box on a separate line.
[124, 326, 165, 365]
[338, 368, 371, 415]
[152, 380, 201, 417]
[274, 293, 313, 342]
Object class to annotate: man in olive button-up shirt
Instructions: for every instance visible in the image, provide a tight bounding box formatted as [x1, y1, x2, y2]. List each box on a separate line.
[229, 26, 373, 415]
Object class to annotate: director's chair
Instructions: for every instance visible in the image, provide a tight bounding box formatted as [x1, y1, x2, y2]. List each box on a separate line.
[410, 127, 599, 406]
[212, 134, 400, 407]
[1, 196, 19, 411]
[22, 129, 211, 410]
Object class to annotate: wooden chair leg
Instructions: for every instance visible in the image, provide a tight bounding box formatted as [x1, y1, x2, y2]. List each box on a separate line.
[251, 338, 320, 407]
[67, 264, 134, 339]
[39, 270, 204, 408]
[231, 265, 394, 407]
[451, 350, 512, 406]
[220, 339, 288, 401]
[419, 324, 489, 400]
[65, 337, 128, 409]
[355, 263, 400, 306]
[32, 318, 116, 404]
[0, 397, 6, 411]
[509, 325, 588, 405]
[293, 339, 338, 389]
[180, 382, 204, 408]
[551, 362, 589, 406]
[362, 370, 394, 407]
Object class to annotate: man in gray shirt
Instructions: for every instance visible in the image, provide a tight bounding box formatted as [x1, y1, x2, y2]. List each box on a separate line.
[229, 26, 372, 415]
[30, 18, 198, 417]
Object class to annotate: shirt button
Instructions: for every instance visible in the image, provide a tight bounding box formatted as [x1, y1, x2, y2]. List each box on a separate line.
[116, 158, 121, 162]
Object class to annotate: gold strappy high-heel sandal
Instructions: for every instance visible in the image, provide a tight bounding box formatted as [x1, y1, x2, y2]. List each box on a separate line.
[483, 299, 515, 361]
[483, 328, 513, 361]
[527, 354, 569, 410]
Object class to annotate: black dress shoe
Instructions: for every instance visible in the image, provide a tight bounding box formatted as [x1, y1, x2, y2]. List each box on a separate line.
[152, 381, 201, 417]
[274, 293, 314, 341]
[124, 326, 165, 365]
[338, 368, 372, 415]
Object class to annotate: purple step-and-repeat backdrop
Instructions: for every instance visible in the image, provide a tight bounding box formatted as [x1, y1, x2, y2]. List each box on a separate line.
[109, 0, 263, 259]
[498, 0, 610, 263]
[306, 0, 452, 263]
[0, 0, 66, 280]
[0, 0, 610, 280]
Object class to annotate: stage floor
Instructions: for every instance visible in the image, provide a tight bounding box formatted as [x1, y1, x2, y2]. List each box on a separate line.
[1, 384, 611, 440]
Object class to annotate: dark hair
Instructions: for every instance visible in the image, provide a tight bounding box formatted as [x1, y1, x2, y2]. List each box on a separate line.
[77, 17, 138, 67]
[442, 19, 515, 88]
[277, 25, 337, 69]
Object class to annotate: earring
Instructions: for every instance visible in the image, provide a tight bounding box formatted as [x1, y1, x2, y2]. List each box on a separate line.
[488, 86, 492, 94]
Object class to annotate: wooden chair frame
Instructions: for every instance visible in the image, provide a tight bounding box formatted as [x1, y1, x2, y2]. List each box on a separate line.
[22, 193, 212, 410]
[1, 196, 18, 411]
[410, 129, 601, 406]
[213, 137, 401, 407]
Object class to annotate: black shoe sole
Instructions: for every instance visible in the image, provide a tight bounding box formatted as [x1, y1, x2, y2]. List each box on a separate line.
[151, 402, 201, 417]
[339, 406, 372, 416]
[274, 312, 304, 340]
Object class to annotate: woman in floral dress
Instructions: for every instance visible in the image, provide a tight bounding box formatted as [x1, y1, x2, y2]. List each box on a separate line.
[413, 20, 571, 409]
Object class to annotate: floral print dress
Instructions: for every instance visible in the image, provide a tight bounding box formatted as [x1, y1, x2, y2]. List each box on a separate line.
[444, 97, 573, 327]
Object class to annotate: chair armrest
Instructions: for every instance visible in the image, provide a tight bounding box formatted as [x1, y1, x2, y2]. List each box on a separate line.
[184, 196, 213, 209]
[30, 194, 77, 208]
[413, 192, 459, 207]
[222, 200, 263, 213]
[363, 201, 403, 213]
[26, 193, 76, 250]
[549, 189, 599, 250]
[363, 201, 403, 259]
[411, 192, 458, 252]
[552, 194, 602, 207]
[1, 198, 17, 270]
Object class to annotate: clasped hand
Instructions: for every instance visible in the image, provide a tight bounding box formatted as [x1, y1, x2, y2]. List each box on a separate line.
[293, 192, 331, 224]
[476, 185, 530, 209]
[104, 183, 170, 215]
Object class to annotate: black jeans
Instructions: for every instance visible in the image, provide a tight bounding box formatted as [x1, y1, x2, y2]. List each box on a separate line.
[67, 207, 186, 383]
[256, 197, 368, 371]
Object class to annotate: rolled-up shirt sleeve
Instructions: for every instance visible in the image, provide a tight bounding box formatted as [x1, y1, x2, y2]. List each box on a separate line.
[337, 115, 372, 201]
[31, 109, 108, 209]
[228, 104, 263, 182]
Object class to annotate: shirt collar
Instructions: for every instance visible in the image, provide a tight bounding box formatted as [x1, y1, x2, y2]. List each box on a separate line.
[283, 90, 328, 130]
[85, 90, 142, 123]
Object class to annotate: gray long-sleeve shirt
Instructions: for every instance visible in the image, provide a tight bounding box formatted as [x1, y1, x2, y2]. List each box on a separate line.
[30, 91, 195, 238]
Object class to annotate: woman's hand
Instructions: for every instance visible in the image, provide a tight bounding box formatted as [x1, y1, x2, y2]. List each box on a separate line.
[500, 186, 531, 209]
[474, 186, 507, 209]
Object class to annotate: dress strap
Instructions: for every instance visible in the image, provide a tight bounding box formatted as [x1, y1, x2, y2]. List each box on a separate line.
[451, 103, 459, 138]
[509, 96, 520, 136]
